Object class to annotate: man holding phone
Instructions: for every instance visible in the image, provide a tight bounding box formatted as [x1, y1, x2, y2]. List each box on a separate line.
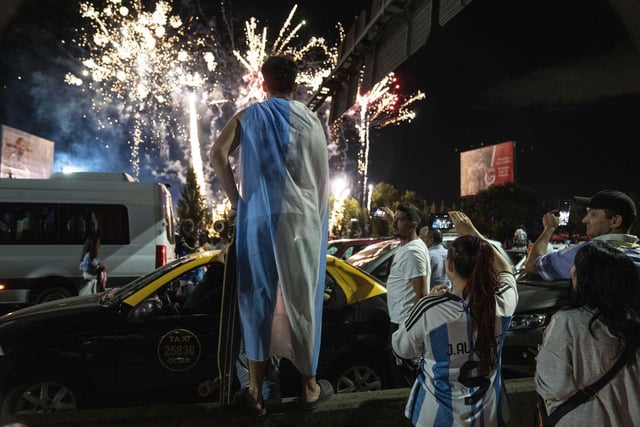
[524, 189, 640, 280]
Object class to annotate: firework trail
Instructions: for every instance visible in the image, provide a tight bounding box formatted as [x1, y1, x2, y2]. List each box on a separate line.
[230, 4, 342, 108]
[65, 1, 343, 214]
[62, 0, 420, 230]
[345, 72, 426, 203]
[64, 0, 218, 181]
[329, 175, 351, 238]
[206, 3, 343, 212]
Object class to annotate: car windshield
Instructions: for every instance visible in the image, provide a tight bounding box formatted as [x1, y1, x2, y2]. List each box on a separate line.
[347, 239, 400, 271]
[99, 256, 194, 304]
[346, 235, 513, 273]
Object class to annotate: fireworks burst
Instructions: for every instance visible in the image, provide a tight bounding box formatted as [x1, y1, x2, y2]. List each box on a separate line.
[64, 1, 341, 208]
[231, 4, 342, 109]
[61, 0, 419, 228]
[64, 0, 218, 178]
[343, 72, 426, 203]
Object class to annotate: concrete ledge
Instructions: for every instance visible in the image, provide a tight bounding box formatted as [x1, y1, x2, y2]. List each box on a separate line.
[0, 378, 536, 427]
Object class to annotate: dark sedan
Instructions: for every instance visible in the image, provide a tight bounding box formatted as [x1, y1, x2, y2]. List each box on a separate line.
[0, 250, 390, 414]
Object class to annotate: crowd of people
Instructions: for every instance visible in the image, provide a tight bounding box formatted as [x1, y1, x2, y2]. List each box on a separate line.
[207, 53, 640, 425]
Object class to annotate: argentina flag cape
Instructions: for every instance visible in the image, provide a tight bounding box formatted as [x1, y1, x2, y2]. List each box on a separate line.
[235, 97, 329, 375]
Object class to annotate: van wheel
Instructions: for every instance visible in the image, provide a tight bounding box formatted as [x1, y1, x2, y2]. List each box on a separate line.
[1, 371, 89, 414]
[35, 286, 73, 304]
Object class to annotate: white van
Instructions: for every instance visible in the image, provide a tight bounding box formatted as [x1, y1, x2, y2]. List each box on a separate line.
[0, 172, 176, 311]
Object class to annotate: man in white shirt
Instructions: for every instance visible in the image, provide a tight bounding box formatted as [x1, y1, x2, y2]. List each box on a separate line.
[386, 203, 430, 387]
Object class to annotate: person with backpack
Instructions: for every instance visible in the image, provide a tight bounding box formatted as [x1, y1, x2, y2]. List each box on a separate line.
[535, 240, 640, 425]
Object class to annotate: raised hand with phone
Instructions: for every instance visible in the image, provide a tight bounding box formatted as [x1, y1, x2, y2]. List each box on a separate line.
[524, 190, 640, 281]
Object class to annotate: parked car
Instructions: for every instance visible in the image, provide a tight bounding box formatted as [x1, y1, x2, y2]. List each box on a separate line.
[346, 235, 569, 378]
[346, 234, 512, 284]
[327, 237, 392, 260]
[345, 238, 401, 283]
[501, 273, 571, 377]
[0, 250, 390, 414]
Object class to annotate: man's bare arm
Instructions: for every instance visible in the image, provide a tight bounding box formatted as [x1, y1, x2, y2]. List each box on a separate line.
[210, 111, 243, 210]
[410, 275, 428, 304]
[448, 210, 512, 273]
[524, 212, 558, 274]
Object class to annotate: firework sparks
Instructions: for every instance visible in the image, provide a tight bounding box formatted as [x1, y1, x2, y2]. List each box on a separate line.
[64, 0, 218, 177]
[347, 72, 426, 203]
[231, 5, 342, 108]
[329, 175, 351, 237]
[63, 0, 408, 220]
[188, 92, 206, 197]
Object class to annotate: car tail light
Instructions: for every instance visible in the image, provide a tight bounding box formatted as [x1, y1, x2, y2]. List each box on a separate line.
[156, 245, 167, 267]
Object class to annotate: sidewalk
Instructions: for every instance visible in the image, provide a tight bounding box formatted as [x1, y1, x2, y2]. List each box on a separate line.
[1, 377, 536, 427]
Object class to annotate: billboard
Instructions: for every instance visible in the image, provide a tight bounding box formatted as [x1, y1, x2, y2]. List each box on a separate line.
[460, 141, 514, 197]
[0, 125, 54, 179]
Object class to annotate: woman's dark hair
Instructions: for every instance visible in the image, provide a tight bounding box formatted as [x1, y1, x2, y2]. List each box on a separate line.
[80, 233, 100, 261]
[181, 218, 195, 234]
[448, 235, 500, 375]
[571, 240, 640, 362]
[261, 55, 297, 94]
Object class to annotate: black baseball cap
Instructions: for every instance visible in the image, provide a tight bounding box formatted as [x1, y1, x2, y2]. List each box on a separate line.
[573, 190, 637, 221]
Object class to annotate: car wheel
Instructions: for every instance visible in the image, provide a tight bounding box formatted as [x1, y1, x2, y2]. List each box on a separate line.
[1, 372, 88, 415]
[35, 286, 73, 304]
[329, 356, 386, 393]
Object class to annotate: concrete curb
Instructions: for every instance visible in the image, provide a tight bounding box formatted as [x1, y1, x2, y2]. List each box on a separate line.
[1, 378, 536, 427]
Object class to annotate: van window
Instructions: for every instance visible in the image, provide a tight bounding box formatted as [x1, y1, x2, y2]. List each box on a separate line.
[0, 203, 129, 245]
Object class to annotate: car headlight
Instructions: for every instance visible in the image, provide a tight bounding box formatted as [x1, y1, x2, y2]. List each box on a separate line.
[509, 313, 547, 331]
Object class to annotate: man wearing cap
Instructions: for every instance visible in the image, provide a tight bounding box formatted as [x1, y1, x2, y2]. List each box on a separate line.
[524, 190, 640, 280]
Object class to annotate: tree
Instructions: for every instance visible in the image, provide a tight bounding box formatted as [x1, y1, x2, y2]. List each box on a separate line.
[177, 166, 212, 232]
[369, 182, 401, 236]
[460, 182, 547, 244]
[341, 198, 365, 237]
[371, 182, 400, 211]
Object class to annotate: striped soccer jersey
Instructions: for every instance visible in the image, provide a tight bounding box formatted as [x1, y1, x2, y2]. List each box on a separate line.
[392, 271, 518, 427]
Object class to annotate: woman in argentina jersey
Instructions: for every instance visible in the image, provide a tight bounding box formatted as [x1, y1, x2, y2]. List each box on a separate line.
[393, 211, 518, 427]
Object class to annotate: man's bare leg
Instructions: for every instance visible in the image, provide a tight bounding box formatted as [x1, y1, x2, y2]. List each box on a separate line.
[301, 374, 321, 403]
[247, 359, 267, 410]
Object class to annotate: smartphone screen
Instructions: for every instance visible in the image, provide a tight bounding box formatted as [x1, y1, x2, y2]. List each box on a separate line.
[558, 200, 572, 226]
[430, 214, 453, 230]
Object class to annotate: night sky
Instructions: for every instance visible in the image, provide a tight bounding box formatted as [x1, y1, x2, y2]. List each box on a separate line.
[1, 0, 639, 205]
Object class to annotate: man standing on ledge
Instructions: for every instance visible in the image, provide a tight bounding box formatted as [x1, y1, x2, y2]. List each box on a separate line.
[210, 55, 331, 415]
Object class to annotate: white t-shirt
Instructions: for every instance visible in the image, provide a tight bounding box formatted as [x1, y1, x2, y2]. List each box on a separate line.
[386, 238, 430, 324]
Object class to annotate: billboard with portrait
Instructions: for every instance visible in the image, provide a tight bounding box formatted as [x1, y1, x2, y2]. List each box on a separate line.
[460, 141, 514, 197]
[0, 125, 54, 179]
